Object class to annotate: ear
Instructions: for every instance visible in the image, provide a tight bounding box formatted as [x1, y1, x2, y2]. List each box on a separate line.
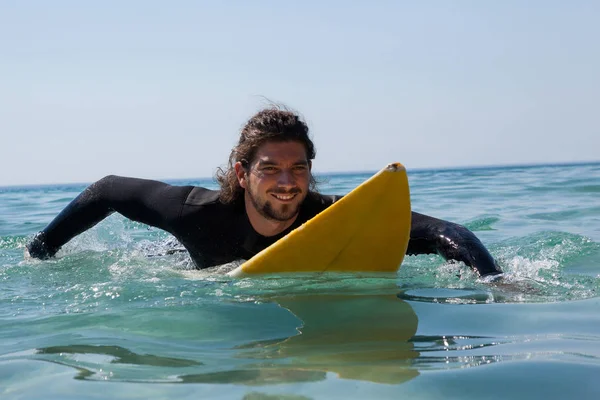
[234, 161, 248, 189]
[308, 160, 312, 171]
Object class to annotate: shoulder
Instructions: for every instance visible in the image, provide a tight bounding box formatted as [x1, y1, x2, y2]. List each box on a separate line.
[183, 187, 222, 206]
[173, 186, 232, 225]
[176, 187, 242, 232]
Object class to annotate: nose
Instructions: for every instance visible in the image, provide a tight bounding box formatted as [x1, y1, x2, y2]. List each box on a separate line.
[277, 169, 296, 188]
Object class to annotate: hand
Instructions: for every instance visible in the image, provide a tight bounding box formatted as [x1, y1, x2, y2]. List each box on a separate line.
[436, 223, 502, 278]
[26, 232, 58, 260]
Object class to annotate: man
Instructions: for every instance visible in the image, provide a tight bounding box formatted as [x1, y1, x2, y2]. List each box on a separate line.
[27, 108, 502, 277]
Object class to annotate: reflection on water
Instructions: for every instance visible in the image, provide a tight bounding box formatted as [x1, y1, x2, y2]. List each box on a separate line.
[38, 345, 202, 367]
[410, 335, 509, 370]
[241, 294, 420, 384]
[178, 368, 326, 385]
[33, 293, 420, 385]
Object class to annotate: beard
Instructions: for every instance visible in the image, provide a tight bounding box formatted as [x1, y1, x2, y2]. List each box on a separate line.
[246, 184, 303, 222]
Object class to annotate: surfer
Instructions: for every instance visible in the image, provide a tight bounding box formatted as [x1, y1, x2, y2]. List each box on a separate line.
[26, 108, 502, 277]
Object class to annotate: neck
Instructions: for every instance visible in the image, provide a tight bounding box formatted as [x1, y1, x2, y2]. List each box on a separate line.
[244, 194, 298, 237]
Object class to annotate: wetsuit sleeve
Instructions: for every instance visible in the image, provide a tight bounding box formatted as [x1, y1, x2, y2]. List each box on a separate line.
[407, 211, 502, 277]
[26, 175, 191, 259]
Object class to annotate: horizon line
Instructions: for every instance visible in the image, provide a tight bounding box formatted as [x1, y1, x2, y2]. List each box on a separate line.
[2, 159, 599, 189]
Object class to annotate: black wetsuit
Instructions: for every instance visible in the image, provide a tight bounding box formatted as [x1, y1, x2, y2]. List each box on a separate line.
[26, 175, 502, 277]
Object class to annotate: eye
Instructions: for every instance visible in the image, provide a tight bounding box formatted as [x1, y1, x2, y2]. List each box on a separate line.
[261, 166, 278, 174]
[293, 165, 308, 173]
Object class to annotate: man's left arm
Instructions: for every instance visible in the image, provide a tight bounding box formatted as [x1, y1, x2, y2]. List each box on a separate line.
[407, 211, 502, 277]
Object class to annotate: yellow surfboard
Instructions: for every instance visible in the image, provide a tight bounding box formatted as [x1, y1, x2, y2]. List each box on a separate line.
[227, 162, 411, 277]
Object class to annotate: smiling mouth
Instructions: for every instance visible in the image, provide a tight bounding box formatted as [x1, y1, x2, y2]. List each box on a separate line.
[270, 193, 298, 201]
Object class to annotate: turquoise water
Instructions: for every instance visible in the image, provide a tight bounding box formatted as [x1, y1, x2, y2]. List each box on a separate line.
[1, 163, 600, 399]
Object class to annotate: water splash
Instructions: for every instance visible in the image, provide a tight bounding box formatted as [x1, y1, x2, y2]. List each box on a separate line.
[398, 231, 600, 304]
[8, 223, 600, 307]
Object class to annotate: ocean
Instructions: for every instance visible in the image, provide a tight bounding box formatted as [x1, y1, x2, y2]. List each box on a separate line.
[1, 163, 599, 399]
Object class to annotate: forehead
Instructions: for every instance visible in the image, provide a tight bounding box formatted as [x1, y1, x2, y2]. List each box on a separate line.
[252, 141, 308, 164]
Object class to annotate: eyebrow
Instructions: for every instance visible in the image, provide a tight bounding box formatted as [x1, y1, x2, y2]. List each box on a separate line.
[256, 160, 309, 167]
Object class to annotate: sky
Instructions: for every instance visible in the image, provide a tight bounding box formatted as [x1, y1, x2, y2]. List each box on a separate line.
[1, 0, 598, 186]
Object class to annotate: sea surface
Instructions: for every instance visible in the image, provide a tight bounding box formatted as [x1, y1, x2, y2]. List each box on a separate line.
[1, 163, 600, 399]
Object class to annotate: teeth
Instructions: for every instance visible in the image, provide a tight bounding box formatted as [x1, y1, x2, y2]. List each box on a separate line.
[273, 194, 295, 200]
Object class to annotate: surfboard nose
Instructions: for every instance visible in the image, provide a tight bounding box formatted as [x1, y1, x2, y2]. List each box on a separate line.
[386, 162, 405, 172]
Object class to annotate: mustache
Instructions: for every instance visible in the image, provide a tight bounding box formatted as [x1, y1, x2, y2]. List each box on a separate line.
[269, 188, 301, 195]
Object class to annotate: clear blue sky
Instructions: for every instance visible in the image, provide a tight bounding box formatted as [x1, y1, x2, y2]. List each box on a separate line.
[1, 0, 598, 186]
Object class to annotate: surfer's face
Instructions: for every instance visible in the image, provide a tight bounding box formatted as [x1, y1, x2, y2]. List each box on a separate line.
[238, 141, 311, 223]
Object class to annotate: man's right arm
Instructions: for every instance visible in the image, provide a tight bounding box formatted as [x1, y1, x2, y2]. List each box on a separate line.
[26, 175, 190, 259]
